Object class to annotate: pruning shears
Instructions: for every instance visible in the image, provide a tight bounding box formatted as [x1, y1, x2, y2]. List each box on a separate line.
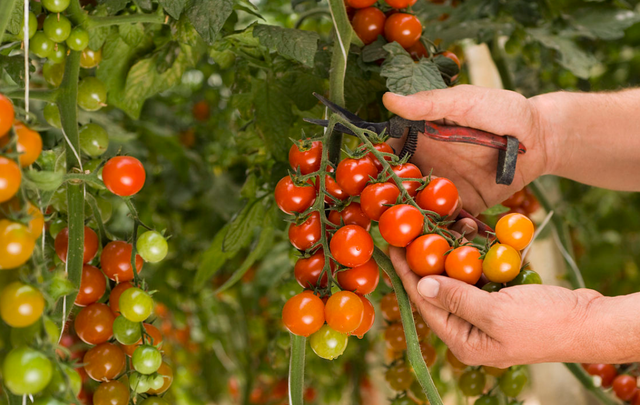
[304, 92, 526, 186]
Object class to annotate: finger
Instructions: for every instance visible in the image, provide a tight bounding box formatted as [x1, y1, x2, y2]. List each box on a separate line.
[450, 218, 478, 240]
[448, 196, 463, 220]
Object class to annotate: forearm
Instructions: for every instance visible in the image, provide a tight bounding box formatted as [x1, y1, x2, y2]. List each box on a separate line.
[531, 89, 640, 191]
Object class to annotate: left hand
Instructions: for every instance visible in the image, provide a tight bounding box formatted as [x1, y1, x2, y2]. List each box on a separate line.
[389, 246, 604, 367]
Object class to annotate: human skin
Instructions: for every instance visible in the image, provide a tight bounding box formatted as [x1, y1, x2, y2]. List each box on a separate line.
[383, 85, 640, 366]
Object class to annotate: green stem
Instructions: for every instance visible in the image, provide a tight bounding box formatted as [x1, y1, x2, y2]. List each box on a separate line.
[373, 248, 444, 405]
[124, 198, 142, 287]
[0, 0, 17, 45]
[288, 334, 306, 405]
[294, 7, 331, 29]
[87, 13, 165, 28]
[0, 89, 58, 102]
[66, 0, 89, 26]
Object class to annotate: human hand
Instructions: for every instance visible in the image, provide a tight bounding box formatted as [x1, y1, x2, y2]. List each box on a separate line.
[383, 85, 553, 215]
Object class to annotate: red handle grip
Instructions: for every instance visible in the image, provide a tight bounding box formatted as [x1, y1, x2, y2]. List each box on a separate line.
[422, 122, 527, 154]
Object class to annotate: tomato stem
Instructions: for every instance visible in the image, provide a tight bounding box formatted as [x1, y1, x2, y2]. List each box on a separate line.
[123, 198, 143, 287]
[288, 334, 306, 405]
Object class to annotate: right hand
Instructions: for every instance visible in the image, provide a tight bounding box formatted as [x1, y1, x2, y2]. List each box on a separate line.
[382, 85, 553, 215]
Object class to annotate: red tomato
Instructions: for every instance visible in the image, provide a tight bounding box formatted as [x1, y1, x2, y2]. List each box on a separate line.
[384, 0, 417, 8]
[351, 295, 374, 338]
[522, 193, 540, 215]
[108, 281, 132, 316]
[0, 157, 22, 203]
[336, 157, 378, 196]
[282, 291, 325, 337]
[275, 175, 316, 214]
[340, 202, 372, 231]
[325, 291, 364, 333]
[360, 182, 400, 221]
[54, 226, 99, 264]
[74, 303, 115, 345]
[294, 250, 334, 288]
[495, 213, 534, 251]
[76, 264, 107, 307]
[442, 50, 461, 68]
[444, 246, 482, 284]
[380, 292, 400, 321]
[83, 342, 125, 381]
[389, 163, 422, 196]
[352, 7, 386, 45]
[613, 375, 637, 401]
[288, 211, 321, 251]
[289, 140, 322, 175]
[415, 177, 459, 217]
[384, 13, 422, 49]
[364, 142, 394, 172]
[406, 234, 449, 276]
[192, 100, 210, 122]
[0, 94, 15, 137]
[100, 241, 143, 282]
[420, 342, 437, 367]
[102, 156, 146, 197]
[585, 364, 617, 388]
[347, 0, 377, 8]
[378, 204, 423, 247]
[319, 166, 349, 203]
[336, 258, 379, 295]
[407, 40, 429, 59]
[501, 189, 526, 208]
[330, 225, 374, 267]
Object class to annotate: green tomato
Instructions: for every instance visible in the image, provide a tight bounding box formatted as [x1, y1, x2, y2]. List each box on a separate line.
[84, 159, 105, 190]
[459, 369, 486, 397]
[309, 324, 348, 360]
[43, 103, 62, 128]
[86, 196, 112, 223]
[80, 48, 102, 68]
[140, 397, 170, 405]
[2, 347, 53, 395]
[45, 364, 82, 397]
[113, 315, 142, 345]
[129, 372, 151, 393]
[42, 61, 65, 87]
[482, 282, 503, 292]
[79, 123, 109, 157]
[49, 218, 67, 238]
[390, 397, 414, 405]
[507, 269, 542, 286]
[119, 287, 153, 322]
[475, 395, 500, 405]
[499, 368, 527, 398]
[137, 231, 168, 263]
[32, 397, 66, 405]
[42, 0, 70, 12]
[149, 374, 165, 390]
[65, 27, 89, 51]
[77, 77, 107, 111]
[132, 345, 162, 375]
[48, 43, 67, 64]
[19, 12, 38, 40]
[30, 31, 54, 58]
[43, 14, 71, 43]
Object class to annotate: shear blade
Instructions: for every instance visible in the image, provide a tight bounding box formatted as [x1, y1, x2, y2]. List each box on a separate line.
[303, 118, 356, 136]
[312, 92, 364, 123]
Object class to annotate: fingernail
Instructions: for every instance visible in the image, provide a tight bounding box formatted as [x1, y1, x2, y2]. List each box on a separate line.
[417, 278, 439, 298]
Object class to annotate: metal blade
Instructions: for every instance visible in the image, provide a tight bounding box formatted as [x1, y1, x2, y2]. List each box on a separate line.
[303, 118, 356, 136]
[312, 92, 364, 123]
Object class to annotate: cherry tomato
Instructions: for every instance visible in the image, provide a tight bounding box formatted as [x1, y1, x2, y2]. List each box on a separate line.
[79, 123, 109, 157]
[109, 281, 133, 316]
[94, 380, 130, 405]
[282, 291, 325, 337]
[139, 398, 169, 405]
[43, 0, 70, 12]
[351, 295, 374, 338]
[43, 14, 71, 43]
[275, 175, 316, 214]
[414, 316, 430, 341]
[585, 363, 617, 388]
[365, 142, 394, 171]
[459, 369, 486, 396]
[83, 342, 125, 381]
[118, 287, 153, 322]
[446, 348, 467, 369]
[289, 140, 322, 175]
[360, 182, 400, 221]
[613, 375, 638, 401]
[45, 364, 82, 397]
[132, 345, 162, 375]
[54, 226, 99, 264]
[77, 76, 106, 111]
[289, 211, 321, 251]
[442, 50, 461, 68]
[0, 94, 15, 137]
[496, 213, 534, 251]
[48, 43, 67, 64]
[522, 194, 540, 215]
[340, 202, 372, 230]
[66, 27, 89, 51]
[386, 362, 414, 391]
[416, 177, 459, 217]
[336, 257, 379, 295]
[136, 230, 168, 263]
[501, 190, 526, 208]
[352, 7, 386, 45]
[482, 243, 521, 283]
[407, 40, 429, 59]
[2, 347, 52, 395]
[325, 291, 364, 333]
[30, 32, 54, 58]
[122, 323, 163, 356]
[74, 303, 115, 345]
[384, 322, 406, 351]
[483, 366, 507, 378]
[347, 0, 377, 8]
[499, 368, 527, 398]
[420, 341, 437, 367]
[0, 220, 35, 269]
[11, 122, 42, 167]
[43, 103, 61, 129]
[294, 250, 333, 288]
[18, 11, 37, 40]
[2, 200, 45, 239]
[76, 265, 107, 307]
[475, 395, 499, 405]
[319, 166, 349, 203]
[384, 0, 417, 8]
[384, 13, 422, 49]
[147, 362, 173, 394]
[330, 224, 373, 267]
[0, 157, 21, 203]
[101, 241, 144, 282]
[379, 204, 423, 247]
[102, 156, 145, 196]
[507, 269, 542, 286]
[309, 324, 348, 360]
[389, 163, 422, 196]
[0, 282, 44, 327]
[445, 246, 483, 284]
[336, 157, 378, 196]
[113, 315, 142, 345]
[80, 48, 103, 69]
[380, 292, 400, 321]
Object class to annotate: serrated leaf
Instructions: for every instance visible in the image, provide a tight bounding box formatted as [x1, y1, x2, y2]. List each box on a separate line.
[235, 3, 265, 21]
[253, 24, 319, 67]
[253, 79, 294, 161]
[159, 0, 187, 19]
[194, 224, 232, 289]
[87, 4, 110, 51]
[279, 70, 325, 111]
[361, 36, 388, 63]
[119, 22, 145, 47]
[571, 8, 640, 40]
[433, 54, 459, 79]
[529, 29, 597, 79]
[482, 204, 510, 216]
[24, 170, 64, 191]
[381, 43, 447, 95]
[97, 0, 129, 14]
[187, 0, 234, 45]
[0, 55, 35, 86]
[223, 200, 265, 252]
[7, 0, 24, 35]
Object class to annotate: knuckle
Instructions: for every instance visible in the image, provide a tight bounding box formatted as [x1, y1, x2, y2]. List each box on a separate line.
[443, 285, 467, 316]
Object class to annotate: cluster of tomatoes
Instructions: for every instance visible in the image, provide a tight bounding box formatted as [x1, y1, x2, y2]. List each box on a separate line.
[582, 364, 640, 404]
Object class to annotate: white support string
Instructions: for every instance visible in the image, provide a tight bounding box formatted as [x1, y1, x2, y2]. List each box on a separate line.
[23, 0, 29, 115]
[521, 210, 554, 264]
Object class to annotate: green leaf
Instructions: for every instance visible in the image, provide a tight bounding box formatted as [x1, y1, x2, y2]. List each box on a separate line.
[571, 8, 640, 40]
[87, 4, 110, 51]
[194, 224, 232, 289]
[46, 271, 77, 301]
[235, 1, 264, 21]
[253, 24, 319, 67]
[422, 19, 513, 47]
[7, 0, 23, 35]
[24, 169, 64, 191]
[433, 54, 459, 79]
[159, 0, 187, 19]
[223, 199, 265, 253]
[279, 70, 326, 111]
[529, 29, 598, 79]
[187, 0, 234, 45]
[97, 0, 129, 14]
[381, 43, 447, 96]
[253, 79, 294, 161]
[0, 55, 35, 86]
[361, 36, 388, 63]
[118, 22, 145, 48]
[481, 204, 510, 216]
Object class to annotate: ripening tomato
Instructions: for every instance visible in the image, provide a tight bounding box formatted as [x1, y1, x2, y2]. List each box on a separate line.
[93, 380, 130, 405]
[54, 226, 99, 264]
[109, 281, 133, 316]
[495, 213, 534, 251]
[76, 265, 107, 307]
[415, 177, 459, 218]
[289, 140, 322, 175]
[379, 204, 423, 247]
[483, 366, 507, 378]
[389, 163, 422, 196]
[446, 348, 467, 369]
[147, 362, 173, 395]
[414, 316, 430, 341]
[380, 292, 400, 321]
[0, 157, 21, 203]
[384, 322, 406, 351]
[318, 165, 348, 203]
[442, 51, 461, 68]
[25, 201, 44, 238]
[192, 100, 210, 122]
[586, 364, 617, 388]
[420, 342, 437, 367]
[0, 282, 44, 327]
[74, 303, 115, 345]
[347, 0, 377, 8]
[325, 291, 364, 333]
[282, 291, 325, 337]
[365, 142, 394, 171]
[330, 225, 373, 267]
[294, 250, 333, 288]
[613, 375, 638, 401]
[406, 234, 449, 276]
[102, 156, 145, 196]
[352, 7, 386, 45]
[336, 258, 379, 295]
[360, 182, 400, 221]
[83, 343, 125, 382]
[101, 241, 144, 282]
[288, 211, 321, 251]
[459, 369, 486, 396]
[122, 323, 163, 356]
[407, 40, 429, 59]
[445, 246, 483, 284]
[501, 190, 526, 208]
[522, 193, 540, 215]
[80, 48, 102, 69]
[386, 362, 414, 391]
[275, 175, 316, 214]
[350, 295, 374, 338]
[482, 243, 521, 283]
[384, 13, 422, 49]
[336, 157, 378, 196]
[309, 324, 348, 360]
[384, 0, 417, 8]
[339, 202, 371, 231]
[11, 123, 43, 167]
[0, 220, 35, 270]
[0, 94, 15, 137]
